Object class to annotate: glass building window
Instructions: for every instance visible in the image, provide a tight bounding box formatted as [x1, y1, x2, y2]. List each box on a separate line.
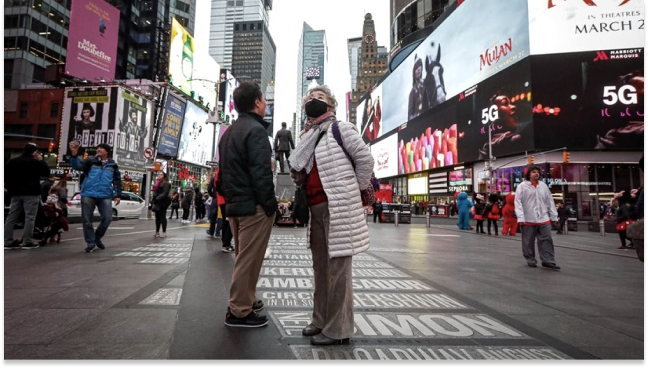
[50, 102, 60, 118]
[19, 103, 28, 118]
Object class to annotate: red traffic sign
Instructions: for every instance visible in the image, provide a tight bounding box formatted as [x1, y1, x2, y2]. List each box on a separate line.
[143, 147, 154, 159]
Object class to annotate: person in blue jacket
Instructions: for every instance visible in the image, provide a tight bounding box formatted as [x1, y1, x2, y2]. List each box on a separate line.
[68, 142, 122, 253]
[456, 191, 473, 230]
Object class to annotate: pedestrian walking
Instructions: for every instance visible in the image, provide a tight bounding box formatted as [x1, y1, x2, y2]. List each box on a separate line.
[40, 174, 56, 202]
[556, 201, 568, 235]
[372, 199, 383, 223]
[290, 85, 374, 345]
[169, 192, 180, 219]
[194, 188, 205, 223]
[217, 82, 277, 327]
[152, 171, 172, 238]
[514, 165, 561, 270]
[68, 142, 122, 253]
[614, 190, 637, 250]
[4, 143, 51, 250]
[181, 187, 193, 223]
[473, 194, 486, 234]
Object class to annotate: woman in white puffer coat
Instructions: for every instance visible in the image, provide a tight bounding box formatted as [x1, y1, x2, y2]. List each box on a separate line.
[289, 85, 374, 346]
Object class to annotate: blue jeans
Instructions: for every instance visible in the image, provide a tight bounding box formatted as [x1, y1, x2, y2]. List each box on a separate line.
[81, 196, 113, 246]
[4, 195, 40, 245]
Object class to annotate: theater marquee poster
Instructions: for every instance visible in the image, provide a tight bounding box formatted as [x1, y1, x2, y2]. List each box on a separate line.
[114, 88, 153, 171]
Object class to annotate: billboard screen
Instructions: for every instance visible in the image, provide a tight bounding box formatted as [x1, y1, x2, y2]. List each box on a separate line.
[456, 58, 534, 163]
[358, 85, 384, 144]
[59, 86, 118, 164]
[371, 132, 398, 179]
[528, 0, 645, 55]
[178, 102, 213, 166]
[531, 49, 644, 151]
[157, 92, 187, 157]
[65, 0, 120, 81]
[220, 70, 240, 124]
[306, 66, 321, 80]
[381, 0, 530, 137]
[114, 88, 153, 170]
[169, 18, 219, 107]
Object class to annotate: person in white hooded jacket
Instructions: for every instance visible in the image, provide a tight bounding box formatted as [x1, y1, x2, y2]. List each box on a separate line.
[514, 165, 561, 270]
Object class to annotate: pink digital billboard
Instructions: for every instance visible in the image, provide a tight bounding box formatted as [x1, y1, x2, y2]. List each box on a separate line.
[65, 0, 120, 81]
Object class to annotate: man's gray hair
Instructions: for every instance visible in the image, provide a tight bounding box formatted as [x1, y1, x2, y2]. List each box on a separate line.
[301, 85, 338, 112]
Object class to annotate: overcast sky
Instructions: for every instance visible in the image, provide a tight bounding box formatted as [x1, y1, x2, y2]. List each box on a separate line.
[196, 0, 390, 135]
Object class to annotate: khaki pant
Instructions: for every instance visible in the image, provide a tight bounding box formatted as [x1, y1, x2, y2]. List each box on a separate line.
[229, 205, 274, 317]
[309, 202, 354, 340]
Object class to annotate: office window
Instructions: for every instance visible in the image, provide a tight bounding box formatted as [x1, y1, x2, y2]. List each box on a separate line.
[19, 103, 28, 118]
[37, 124, 56, 138]
[50, 102, 60, 118]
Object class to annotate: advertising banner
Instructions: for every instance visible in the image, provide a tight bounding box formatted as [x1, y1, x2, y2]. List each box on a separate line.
[528, 0, 645, 55]
[59, 86, 118, 164]
[456, 58, 534, 163]
[178, 102, 213, 166]
[371, 133, 398, 179]
[114, 88, 152, 170]
[158, 92, 187, 157]
[222, 70, 240, 123]
[396, 102, 459, 175]
[65, 0, 120, 81]
[359, 85, 384, 144]
[531, 49, 644, 151]
[381, 0, 530, 137]
[169, 18, 220, 107]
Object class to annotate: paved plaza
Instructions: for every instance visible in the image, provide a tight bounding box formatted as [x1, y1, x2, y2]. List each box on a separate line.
[3, 216, 643, 360]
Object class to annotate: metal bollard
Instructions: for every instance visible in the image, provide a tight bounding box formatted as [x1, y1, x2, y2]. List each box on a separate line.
[564, 220, 569, 235]
[426, 214, 430, 228]
[599, 219, 605, 236]
[394, 211, 399, 227]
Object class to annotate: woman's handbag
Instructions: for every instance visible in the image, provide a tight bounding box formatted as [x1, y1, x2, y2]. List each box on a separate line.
[331, 121, 376, 207]
[616, 220, 635, 231]
[293, 186, 310, 225]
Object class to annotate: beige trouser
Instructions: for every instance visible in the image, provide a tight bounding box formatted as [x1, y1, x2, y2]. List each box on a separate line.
[228, 205, 274, 317]
[309, 202, 354, 340]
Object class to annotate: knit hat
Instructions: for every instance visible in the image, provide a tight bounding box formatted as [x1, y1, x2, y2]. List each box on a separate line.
[96, 143, 112, 153]
[24, 143, 38, 155]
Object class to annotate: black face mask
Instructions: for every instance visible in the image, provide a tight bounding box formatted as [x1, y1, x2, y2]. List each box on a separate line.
[305, 99, 329, 118]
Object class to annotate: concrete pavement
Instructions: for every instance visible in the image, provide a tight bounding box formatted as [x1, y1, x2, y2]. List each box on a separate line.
[3, 216, 643, 360]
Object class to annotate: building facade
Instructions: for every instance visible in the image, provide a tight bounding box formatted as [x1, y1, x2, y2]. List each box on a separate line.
[231, 19, 276, 94]
[208, 0, 272, 70]
[295, 22, 327, 129]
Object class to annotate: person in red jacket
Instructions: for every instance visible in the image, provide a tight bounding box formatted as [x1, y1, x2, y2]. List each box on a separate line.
[501, 192, 518, 236]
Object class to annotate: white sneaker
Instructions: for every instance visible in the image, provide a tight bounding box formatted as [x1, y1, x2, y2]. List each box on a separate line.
[160, 233, 167, 238]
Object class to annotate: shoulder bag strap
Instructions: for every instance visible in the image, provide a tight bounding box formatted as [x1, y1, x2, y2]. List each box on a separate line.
[331, 121, 355, 170]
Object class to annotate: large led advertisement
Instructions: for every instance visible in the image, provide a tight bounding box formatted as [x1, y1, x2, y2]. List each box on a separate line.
[531, 49, 644, 151]
[114, 88, 153, 170]
[456, 58, 534, 163]
[380, 0, 530, 137]
[528, 0, 645, 55]
[359, 85, 384, 144]
[178, 102, 213, 166]
[371, 133, 398, 179]
[65, 0, 119, 81]
[157, 92, 187, 157]
[221, 70, 240, 124]
[169, 18, 219, 107]
[59, 86, 118, 164]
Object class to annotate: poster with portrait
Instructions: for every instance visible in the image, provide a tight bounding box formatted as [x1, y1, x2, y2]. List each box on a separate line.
[396, 102, 459, 175]
[59, 86, 118, 164]
[359, 85, 384, 144]
[158, 92, 187, 157]
[370, 132, 398, 179]
[381, 0, 530, 136]
[114, 88, 152, 170]
[531, 49, 644, 151]
[178, 101, 213, 166]
[456, 58, 534, 163]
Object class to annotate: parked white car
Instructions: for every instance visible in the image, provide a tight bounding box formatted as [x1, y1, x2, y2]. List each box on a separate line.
[67, 191, 145, 219]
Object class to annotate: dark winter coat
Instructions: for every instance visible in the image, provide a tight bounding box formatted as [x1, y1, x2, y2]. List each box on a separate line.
[5, 153, 51, 197]
[216, 112, 277, 217]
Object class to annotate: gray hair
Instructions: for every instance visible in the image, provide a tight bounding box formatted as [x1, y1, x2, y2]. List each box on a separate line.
[301, 85, 338, 112]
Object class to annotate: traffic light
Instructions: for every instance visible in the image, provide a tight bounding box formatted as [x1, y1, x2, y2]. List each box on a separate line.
[562, 151, 570, 163]
[48, 142, 55, 152]
[528, 155, 534, 164]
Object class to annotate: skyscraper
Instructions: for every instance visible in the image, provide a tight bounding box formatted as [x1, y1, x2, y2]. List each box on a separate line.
[231, 19, 276, 96]
[296, 22, 327, 129]
[348, 13, 387, 127]
[209, 0, 272, 70]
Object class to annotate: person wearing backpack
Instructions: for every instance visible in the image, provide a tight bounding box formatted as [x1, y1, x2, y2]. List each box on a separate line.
[483, 193, 500, 235]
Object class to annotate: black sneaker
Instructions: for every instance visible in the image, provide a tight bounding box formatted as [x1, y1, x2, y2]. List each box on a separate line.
[4, 240, 22, 250]
[222, 246, 234, 253]
[252, 300, 264, 312]
[95, 240, 105, 250]
[541, 262, 561, 270]
[22, 242, 40, 249]
[206, 230, 214, 237]
[85, 245, 96, 253]
[224, 308, 268, 328]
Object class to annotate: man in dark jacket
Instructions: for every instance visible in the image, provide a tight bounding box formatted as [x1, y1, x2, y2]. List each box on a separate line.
[40, 174, 56, 202]
[274, 121, 295, 173]
[69, 142, 122, 253]
[217, 82, 277, 328]
[4, 143, 51, 249]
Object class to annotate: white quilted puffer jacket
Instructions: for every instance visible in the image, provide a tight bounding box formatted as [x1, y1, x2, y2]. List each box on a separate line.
[308, 120, 374, 258]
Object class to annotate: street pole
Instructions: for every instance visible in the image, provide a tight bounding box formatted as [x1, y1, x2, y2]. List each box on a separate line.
[488, 121, 494, 193]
